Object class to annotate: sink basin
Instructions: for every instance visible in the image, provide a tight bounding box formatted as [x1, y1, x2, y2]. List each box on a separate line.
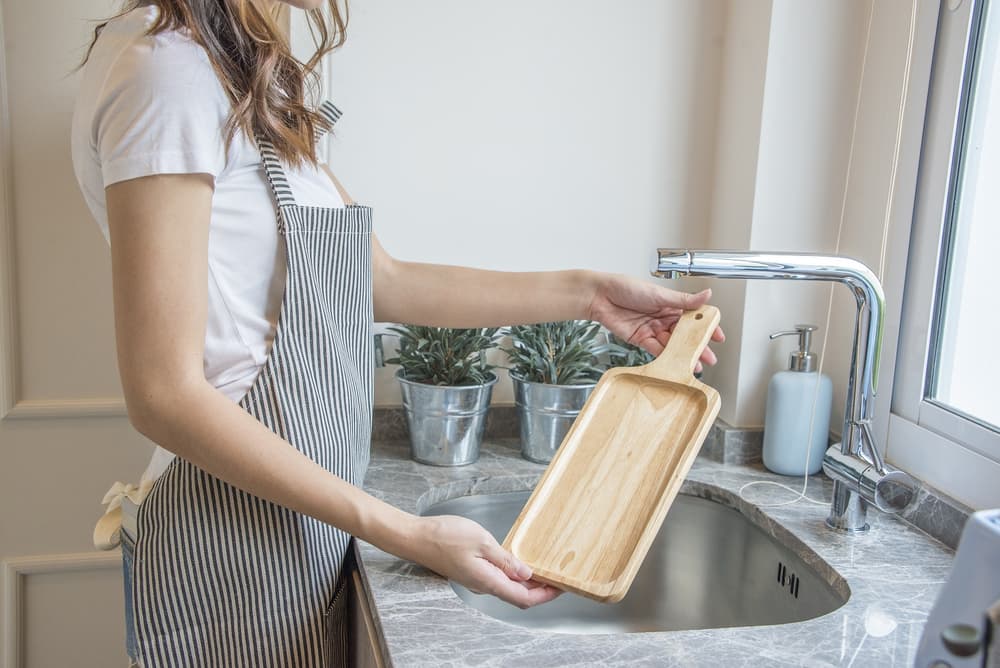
[423, 489, 849, 634]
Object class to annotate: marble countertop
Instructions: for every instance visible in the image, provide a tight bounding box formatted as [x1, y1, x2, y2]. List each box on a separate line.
[360, 439, 954, 667]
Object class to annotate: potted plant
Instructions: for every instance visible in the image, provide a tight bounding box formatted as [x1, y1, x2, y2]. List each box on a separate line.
[386, 325, 501, 466]
[604, 332, 656, 368]
[503, 320, 606, 463]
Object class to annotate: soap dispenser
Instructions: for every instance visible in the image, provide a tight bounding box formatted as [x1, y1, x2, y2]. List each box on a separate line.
[762, 325, 833, 476]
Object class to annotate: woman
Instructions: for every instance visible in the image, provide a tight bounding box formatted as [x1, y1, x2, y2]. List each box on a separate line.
[71, 0, 723, 665]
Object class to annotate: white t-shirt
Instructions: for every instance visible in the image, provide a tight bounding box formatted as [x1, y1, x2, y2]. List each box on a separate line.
[71, 5, 347, 481]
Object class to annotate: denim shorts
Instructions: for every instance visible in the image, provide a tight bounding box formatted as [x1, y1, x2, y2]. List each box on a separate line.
[121, 530, 139, 664]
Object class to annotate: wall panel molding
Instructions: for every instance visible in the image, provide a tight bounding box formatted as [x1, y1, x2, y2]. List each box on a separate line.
[6, 398, 127, 420]
[0, 1, 19, 421]
[0, 4, 127, 424]
[2, 551, 121, 668]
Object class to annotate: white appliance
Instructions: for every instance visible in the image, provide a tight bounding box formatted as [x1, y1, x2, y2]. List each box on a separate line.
[915, 508, 1000, 668]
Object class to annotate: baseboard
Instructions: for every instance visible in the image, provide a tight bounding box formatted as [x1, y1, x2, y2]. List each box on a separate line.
[699, 419, 764, 465]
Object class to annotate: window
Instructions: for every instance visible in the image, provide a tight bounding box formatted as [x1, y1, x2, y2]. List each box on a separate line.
[890, 0, 1000, 509]
[928, 0, 1000, 431]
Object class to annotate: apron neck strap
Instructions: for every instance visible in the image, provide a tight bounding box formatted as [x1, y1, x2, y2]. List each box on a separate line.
[258, 139, 297, 210]
[258, 101, 345, 213]
[314, 100, 342, 142]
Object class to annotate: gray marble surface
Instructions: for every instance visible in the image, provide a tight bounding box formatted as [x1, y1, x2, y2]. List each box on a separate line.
[701, 419, 764, 466]
[359, 439, 955, 667]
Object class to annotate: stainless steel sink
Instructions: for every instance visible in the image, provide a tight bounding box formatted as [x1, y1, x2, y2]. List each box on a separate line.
[423, 489, 849, 634]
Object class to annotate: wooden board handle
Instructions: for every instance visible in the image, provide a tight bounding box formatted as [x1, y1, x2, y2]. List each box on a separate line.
[642, 305, 721, 382]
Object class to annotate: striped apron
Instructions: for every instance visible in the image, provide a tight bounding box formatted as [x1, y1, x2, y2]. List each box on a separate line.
[125, 102, 373, 667]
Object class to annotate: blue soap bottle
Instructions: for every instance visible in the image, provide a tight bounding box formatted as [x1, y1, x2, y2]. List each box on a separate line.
[762, 325, 833, 476]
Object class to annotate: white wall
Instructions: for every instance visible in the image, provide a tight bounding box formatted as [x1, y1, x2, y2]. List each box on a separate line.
[323, 0, 728, 406]
[695, 0, 938, 465]
[698, 0, 874, 430]
[325, 0, 939, 448]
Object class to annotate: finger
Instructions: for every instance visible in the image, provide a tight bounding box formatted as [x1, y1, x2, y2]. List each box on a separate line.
[712, 325, 726, 342]
[680, 288, 712, 310]
[654, 329, 673, 351]
[699, 345, 718, 367]
[637, 336, 665, 357]
[480, 567, 563, 608]
[654, 287, 711, 313]
[521, 578, 557, 591]
[482, 541, 532, 582]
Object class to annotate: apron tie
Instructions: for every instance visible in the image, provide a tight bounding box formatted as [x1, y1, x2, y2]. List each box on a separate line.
[93, 479, 153, 550]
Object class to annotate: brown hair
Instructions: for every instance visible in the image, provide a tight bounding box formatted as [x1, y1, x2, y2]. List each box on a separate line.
[85, 1, 348, 167]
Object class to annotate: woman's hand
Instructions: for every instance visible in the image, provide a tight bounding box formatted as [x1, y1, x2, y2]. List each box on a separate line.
[405, 514, 562, 609]
[587, 274, 725, 371]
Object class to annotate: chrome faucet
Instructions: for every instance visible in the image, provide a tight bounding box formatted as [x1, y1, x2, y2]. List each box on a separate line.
[651, 249, 919, 532]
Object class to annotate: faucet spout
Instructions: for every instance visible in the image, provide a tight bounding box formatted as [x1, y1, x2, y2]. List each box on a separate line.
[653, 249, 885, 396]
[651, 248, 917, 532]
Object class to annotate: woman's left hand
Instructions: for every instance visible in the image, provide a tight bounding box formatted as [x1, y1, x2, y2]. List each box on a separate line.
[587, 274, 725, 372]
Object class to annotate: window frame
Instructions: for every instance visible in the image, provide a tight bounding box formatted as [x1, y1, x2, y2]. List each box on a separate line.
[889, 0, 1000, 509]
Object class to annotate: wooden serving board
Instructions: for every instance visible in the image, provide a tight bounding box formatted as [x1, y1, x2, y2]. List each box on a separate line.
[502, 305, 721, 603]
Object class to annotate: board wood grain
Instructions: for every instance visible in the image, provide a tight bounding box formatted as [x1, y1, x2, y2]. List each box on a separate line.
[502, 305, 722, 602]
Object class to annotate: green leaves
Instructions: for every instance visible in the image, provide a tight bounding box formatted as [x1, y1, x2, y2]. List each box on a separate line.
[385, 321, 656, 388]
[504, 320, 606, 386]
[605, 332, 656, 369]
[386, 325, 501, 386]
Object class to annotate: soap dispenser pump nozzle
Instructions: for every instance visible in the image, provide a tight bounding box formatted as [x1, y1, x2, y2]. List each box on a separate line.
[770, 324, 819, 372]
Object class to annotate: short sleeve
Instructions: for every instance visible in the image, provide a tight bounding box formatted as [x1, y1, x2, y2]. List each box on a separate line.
[93, 33, 229, 187]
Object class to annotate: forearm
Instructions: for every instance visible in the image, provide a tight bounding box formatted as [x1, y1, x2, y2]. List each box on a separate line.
[129, 380, 420, 560]
[130, 381, 560, 607]
[374, 259, 602, 327]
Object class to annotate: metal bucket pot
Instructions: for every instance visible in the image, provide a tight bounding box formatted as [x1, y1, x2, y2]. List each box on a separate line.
[511, 373, 597, 464]
[397, 370, 497, 466]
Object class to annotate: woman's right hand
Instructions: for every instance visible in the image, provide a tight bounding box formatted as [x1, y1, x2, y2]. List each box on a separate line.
[405, 514, 562, 609]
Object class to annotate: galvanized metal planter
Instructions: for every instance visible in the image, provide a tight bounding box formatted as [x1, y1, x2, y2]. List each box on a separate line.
[510, 373, 596, 463]
[397, 370, 497, 466]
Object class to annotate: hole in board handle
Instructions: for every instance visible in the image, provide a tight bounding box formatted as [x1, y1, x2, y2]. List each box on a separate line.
[695, 313, 703, 320]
